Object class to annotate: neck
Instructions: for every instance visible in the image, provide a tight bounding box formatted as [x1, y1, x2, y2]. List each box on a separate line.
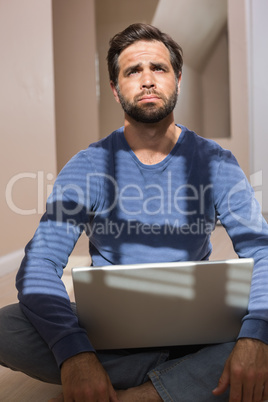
[123, 114, 181, 165]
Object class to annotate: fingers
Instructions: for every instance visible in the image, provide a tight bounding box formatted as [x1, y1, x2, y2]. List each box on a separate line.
[212, 358, 230, 396]
[48, 393, 64, 402]
[253, 382, 265, 402]
[213, 355, 268, 401]
[213, 339, 268, 402]
[263, 381, 268, 401]
[227, 365, 259, 402]
[110, 386, 120, 402]
[228, 359, 267, 402]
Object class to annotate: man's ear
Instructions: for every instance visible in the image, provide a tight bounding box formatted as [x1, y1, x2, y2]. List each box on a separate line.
[110, 81, 121, 104]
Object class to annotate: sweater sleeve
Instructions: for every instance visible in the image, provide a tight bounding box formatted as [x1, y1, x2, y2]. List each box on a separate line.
[16, 151, 100, 367]
[213, 149, 268, 343]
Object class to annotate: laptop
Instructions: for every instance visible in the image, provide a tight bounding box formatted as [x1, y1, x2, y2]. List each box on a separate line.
[72, 258, 254, 350]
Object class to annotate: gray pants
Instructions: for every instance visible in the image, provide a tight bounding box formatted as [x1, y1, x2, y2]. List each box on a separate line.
[0, 303, 233, 401]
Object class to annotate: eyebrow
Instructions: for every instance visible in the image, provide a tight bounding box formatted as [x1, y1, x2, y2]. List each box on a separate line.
[123, 61, 170, 77]
[151, 62, 169, 71]
[123, 63, 142, 77]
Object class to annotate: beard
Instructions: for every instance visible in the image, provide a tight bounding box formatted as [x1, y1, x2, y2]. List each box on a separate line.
[116, 82, 178, 124]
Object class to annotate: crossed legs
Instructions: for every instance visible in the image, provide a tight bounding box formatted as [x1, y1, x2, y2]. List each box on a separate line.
[0, 303, 232, 401]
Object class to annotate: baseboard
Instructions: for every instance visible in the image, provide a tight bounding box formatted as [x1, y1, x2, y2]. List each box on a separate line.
[0, 249, 24, 277]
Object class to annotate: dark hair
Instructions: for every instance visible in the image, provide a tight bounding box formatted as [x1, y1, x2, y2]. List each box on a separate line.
[107, 23, 183, 86]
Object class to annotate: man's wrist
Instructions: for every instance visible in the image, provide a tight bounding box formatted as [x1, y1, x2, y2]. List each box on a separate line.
[61, 351, 97, 369]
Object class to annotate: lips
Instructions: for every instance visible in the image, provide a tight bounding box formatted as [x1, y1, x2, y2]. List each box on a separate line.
[139, 96, 160, 102]
[137, 92, 162, 102]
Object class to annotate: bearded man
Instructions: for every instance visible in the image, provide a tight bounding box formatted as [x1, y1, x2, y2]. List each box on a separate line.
[1, 23, 268, 402]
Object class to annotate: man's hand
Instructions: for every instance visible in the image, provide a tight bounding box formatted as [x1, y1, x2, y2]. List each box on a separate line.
[213, 338, 268, 401]
[59, 352, 119, 401]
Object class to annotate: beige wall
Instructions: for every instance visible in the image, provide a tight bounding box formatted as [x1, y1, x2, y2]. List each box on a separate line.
[248, 0, 268, 212]
[174, 27, 230, 140]
[52, 0, 99, 172]
[201, 27, 230, 139]
[214, 0, 250, 177]
[174, 64, 203, 135]
[1, 0, 99, 258]
[0, 0, 57, 256]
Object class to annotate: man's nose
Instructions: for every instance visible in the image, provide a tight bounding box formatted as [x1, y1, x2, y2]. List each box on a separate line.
[141, 71, 155, 89]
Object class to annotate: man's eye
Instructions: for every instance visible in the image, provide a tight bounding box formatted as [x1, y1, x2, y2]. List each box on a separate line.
[128, 70, 139, 76]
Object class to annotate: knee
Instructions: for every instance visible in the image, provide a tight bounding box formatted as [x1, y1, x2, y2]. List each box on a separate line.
[0, 303, 20, 328]
[0, 303, 61, 384]
[0, 304, 23, 362]
[0, 303, 22, 331]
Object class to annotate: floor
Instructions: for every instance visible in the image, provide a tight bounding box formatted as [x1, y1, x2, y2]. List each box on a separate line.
[0, 227, 237, 401]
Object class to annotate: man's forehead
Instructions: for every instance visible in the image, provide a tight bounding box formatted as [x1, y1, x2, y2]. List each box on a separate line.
[118, 40, 171, 68]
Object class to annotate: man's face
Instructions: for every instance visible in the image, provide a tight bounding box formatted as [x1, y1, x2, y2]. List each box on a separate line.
[111, 40, 181, 124]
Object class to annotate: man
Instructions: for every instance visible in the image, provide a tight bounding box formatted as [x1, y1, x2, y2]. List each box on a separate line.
[1, 23, 268, 402]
